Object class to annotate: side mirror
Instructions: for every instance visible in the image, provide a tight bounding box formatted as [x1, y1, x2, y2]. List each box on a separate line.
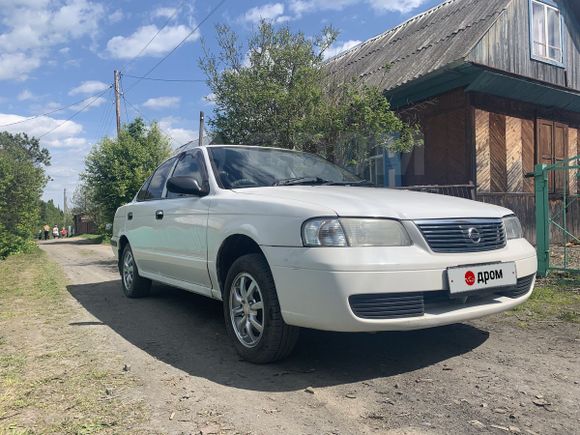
[166, 176, 208, 196]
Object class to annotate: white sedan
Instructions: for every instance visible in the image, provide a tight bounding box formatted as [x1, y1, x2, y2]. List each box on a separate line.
[112, 145, 537, 363]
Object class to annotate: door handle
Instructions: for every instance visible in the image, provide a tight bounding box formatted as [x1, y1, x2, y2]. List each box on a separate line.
[127, 212, 133, 220]
[155, 210, 164, 220]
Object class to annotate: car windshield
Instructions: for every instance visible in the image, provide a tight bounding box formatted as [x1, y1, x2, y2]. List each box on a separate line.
[208, 146, 363, 189]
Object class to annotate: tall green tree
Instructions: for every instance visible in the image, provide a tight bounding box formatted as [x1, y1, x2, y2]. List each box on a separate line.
[199, 21, 420, 165]
[39, 199, 64, 228]
[80, 118, 171, 225]
[0, 132, 50, 258]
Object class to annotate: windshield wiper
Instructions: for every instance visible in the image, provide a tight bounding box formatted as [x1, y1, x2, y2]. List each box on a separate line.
[323, 180, 374, 186]
[274, 177, 330, 186]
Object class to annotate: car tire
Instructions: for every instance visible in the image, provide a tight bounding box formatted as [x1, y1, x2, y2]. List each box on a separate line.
[121, 244, 151, 298]
[223, 253, 299, 363]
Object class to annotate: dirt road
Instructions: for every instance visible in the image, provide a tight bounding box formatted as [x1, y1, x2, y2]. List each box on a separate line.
[39, 238, 579, 434]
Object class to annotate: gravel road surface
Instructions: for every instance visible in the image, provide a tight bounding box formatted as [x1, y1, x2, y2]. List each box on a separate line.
[39, 238, 580, 435]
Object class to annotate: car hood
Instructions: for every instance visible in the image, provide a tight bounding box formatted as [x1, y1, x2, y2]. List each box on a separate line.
[231, 186, 512, 220]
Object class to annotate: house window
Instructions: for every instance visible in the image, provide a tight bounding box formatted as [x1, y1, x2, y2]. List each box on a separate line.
[530, 0, 564, 65]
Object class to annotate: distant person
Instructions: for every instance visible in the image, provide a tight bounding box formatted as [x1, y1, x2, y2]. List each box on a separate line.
[60, 227, 68, 238]
[43, 224, 50, 240]
[52, 225, 59, 239]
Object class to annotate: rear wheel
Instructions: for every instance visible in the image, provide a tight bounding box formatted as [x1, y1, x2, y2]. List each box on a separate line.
[121, 244, 151, 298]
[223, 253, 299, 363]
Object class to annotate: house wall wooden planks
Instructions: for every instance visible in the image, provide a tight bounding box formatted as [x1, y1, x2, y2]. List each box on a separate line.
[474, 110, 527, 193]
[570, 128, 579, 195]
[467, 0, 580, 92]
[401, 89, 471, 186]
[475, 110, 491, 191]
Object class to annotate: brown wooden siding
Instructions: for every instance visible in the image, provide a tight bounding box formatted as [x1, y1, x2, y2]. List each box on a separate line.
[401, 89, 471, 186]
[475, 110, 491, 191]
[490, 113, 508, 191]
[522, 119, 535, 192]
[506, 116, 523, 192]
[467, 0, 580, 92]
[569, 128, 579, 195]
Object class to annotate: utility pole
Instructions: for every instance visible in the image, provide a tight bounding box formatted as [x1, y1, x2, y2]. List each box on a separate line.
[198, 111, 204, 146]
[63, 188, 67, 228]
[114, 70, 122, 138]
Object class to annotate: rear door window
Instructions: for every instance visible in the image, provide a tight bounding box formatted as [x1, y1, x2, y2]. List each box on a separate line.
[146, 158, 176, 200]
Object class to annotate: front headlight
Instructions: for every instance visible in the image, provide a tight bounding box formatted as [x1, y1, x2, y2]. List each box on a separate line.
[503, 215, 523, 240]
[302, 217, 412, 247]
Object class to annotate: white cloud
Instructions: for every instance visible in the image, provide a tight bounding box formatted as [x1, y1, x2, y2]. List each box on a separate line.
[142, 96, 180, 110]
[17, 89, 35, 101]
[289, 0, 427, 16]
[367, 0, 427, 12]
[0, 52, 41, 80]
[324, 39, 362, 59]
[109, 8, 123, 23]
[0, 113, 84, 148]
[0, 0, 104, 80]
[69, 96, 107, 112]
[202, 93, 216, 106]
[242, 3, 286, 24]
[106, 24, 200, 59]
[69, 80, 110, 96]
[158, 117, 197, 148]
[152, 7, 177, 20]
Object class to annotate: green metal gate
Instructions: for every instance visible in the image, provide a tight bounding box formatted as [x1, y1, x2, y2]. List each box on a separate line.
[534, 155, 580, 276]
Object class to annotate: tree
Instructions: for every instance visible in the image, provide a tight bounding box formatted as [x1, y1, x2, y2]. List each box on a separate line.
[0, 132, 50, 258]
[80, 118, 171, 226]
[39, 199, 64, 228]
[199, 21, 420, 166]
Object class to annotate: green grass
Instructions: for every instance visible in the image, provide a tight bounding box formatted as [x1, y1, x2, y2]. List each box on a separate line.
[0, 248, 144, 433]
[512, 274, 580, 323]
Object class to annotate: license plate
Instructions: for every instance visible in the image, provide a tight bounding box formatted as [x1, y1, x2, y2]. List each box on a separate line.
[447, 262, 517, 295]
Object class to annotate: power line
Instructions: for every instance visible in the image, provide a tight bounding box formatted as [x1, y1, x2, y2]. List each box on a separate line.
[120, 0, 188, 72]
[122, 94, 178, 145]
[38, 88, 111, 139]
[122, 73, 205, 83]
[119, 75, 130, 123]
[0, 87, 112, 128]
[124, 0, 226, 93]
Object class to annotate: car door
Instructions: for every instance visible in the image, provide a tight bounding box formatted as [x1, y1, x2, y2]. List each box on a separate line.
[127, 157, 177, 276]
[160, 149, 212, 291]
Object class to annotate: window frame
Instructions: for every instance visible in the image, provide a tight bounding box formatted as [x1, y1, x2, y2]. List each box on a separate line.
[135, 157, 178, 202]
[165, 149, 210, 199]
[529, 0, 566, 68]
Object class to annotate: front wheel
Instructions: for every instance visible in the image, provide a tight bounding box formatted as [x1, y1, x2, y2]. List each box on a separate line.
[121, 244, 151, 298]
[223, 254, 299, 363]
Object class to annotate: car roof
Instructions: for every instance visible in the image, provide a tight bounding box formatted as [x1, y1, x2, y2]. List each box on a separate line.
[204, 144, 301, 153]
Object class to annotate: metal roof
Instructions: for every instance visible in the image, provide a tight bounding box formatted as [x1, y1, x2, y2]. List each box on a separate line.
[324, 0, 512, 91]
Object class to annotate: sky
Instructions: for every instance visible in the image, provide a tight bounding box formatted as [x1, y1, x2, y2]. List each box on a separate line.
[0, 0, 441, 208]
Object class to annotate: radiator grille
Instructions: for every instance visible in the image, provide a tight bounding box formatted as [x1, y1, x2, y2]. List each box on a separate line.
[415, 219, 506, 253]
[349, 275, 534, 319]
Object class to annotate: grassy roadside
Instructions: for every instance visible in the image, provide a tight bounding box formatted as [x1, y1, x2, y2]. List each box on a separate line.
[0, 248, 144, 434]
[511, 274, 580, 324]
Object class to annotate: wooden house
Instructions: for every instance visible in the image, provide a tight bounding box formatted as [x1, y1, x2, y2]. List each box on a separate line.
[325, 0, 580, 240]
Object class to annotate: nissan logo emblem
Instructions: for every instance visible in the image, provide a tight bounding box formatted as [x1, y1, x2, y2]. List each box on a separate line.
[467, 227, 481, 244]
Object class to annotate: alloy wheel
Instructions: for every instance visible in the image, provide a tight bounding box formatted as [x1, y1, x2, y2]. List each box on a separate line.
[229, 272, 264, 348]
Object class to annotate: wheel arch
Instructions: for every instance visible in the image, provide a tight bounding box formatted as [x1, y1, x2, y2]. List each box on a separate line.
[216, 234, 266, 297]
[117, 234, 130, 273]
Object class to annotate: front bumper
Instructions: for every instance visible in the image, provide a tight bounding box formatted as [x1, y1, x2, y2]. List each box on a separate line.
[262, 239, 537, 332]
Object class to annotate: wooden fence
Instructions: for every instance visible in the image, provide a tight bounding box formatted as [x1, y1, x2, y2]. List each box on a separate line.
[477, 192, 580, 245]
